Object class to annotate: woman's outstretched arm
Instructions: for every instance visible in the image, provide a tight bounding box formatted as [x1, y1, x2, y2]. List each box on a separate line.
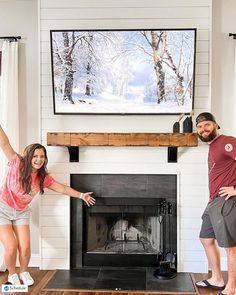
[0, 124, 16, 161]
[48, 181, 96, 206]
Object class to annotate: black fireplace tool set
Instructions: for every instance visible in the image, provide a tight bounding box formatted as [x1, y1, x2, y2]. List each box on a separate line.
[153, 200, 177, 280]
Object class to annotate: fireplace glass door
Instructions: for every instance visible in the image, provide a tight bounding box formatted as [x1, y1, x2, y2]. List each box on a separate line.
[86, 200, 159, 255]
[82, 197, 175, 267]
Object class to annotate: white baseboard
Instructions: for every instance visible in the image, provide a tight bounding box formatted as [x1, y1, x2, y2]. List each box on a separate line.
[0, 263, 6, 272]
[0, 253, 40, 273]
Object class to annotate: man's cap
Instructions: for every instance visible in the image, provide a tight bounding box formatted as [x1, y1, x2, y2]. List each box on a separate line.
[196, 112, 220, 129]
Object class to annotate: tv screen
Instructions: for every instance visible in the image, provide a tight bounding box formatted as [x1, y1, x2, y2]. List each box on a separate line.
[50, 29, 196, 115]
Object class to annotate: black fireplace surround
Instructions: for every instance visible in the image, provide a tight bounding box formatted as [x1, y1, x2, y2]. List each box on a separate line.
[70, 174, 177, 269]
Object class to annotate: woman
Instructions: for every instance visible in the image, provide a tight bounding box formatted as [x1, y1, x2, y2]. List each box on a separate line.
[0, 125, 95, 285]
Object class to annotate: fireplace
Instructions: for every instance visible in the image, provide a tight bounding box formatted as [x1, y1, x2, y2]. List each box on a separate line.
[70, 174, 177, 269]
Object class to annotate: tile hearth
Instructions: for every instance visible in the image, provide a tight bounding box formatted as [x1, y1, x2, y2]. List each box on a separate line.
[43, 267, 196, 293]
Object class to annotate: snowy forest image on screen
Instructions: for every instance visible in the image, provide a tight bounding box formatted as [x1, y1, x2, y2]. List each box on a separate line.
[50, 29, 196, 114]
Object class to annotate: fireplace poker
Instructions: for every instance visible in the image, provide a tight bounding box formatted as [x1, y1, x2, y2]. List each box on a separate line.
[156, 201, 166, 265]
[165, 202, 177, 269]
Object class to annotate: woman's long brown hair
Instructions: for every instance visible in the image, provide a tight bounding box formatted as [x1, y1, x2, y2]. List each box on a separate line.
[19, 143, 48, 195]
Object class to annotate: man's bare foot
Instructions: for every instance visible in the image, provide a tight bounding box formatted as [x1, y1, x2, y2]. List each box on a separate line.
[220, 286, 236, 295]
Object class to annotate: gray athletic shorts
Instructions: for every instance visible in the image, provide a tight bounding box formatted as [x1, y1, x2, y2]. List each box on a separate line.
[0, 201, 30, 226]
[199, 196, 236, 247]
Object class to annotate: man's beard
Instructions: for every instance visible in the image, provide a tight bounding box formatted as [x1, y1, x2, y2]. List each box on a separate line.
[198, 129, 218, 142]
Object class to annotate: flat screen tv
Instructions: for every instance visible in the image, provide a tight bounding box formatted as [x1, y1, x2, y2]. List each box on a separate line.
[50, 29, 196, 115]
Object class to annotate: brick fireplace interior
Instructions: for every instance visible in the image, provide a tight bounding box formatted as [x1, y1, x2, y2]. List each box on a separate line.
[70, 174, 177, 269]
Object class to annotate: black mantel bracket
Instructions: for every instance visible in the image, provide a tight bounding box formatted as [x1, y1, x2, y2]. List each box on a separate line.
[167, 147, 178, 163]
[67, 147, 79, 162]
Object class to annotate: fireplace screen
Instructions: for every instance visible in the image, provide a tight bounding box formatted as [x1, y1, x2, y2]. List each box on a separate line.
[86, 202, 159, 255]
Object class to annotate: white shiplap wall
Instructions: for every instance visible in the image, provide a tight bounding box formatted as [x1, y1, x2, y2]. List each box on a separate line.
[39, 0, 218, 272]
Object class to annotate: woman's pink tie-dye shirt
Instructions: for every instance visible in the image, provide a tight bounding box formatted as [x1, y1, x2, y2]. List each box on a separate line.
[0, 154, 55, 210]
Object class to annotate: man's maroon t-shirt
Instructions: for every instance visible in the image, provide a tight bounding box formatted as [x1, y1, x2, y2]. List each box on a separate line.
[208, 135, 236, 200]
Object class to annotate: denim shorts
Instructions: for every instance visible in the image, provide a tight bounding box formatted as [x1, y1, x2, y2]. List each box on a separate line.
[0, 201, 31, 226]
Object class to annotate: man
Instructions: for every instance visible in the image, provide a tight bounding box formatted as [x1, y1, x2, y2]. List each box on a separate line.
[195, 112, 236, 295]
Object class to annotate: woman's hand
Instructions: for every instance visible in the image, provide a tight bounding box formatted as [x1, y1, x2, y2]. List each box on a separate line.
[219, 186, 236, 200]
[48, 182, 96, 206]
[81, 192, 96, 206]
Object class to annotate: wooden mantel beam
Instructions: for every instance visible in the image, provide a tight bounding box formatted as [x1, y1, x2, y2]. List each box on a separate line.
[47, 132, 198, 147]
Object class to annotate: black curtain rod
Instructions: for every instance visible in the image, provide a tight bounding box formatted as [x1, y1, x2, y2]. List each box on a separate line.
[0, 36, 21, 41]
[229, 33, 236, 39]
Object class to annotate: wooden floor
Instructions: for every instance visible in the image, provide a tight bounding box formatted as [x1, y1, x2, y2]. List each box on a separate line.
[0, 268, 228, 295]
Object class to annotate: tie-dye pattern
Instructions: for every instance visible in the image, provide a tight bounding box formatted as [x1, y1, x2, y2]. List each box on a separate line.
[0, 154, 55, 210]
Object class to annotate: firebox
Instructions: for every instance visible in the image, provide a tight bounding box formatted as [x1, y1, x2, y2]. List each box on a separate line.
[70, 174, 177, 269]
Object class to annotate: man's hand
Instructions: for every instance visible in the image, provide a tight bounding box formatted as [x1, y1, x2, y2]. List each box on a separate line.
[219, 186, 236, 200]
